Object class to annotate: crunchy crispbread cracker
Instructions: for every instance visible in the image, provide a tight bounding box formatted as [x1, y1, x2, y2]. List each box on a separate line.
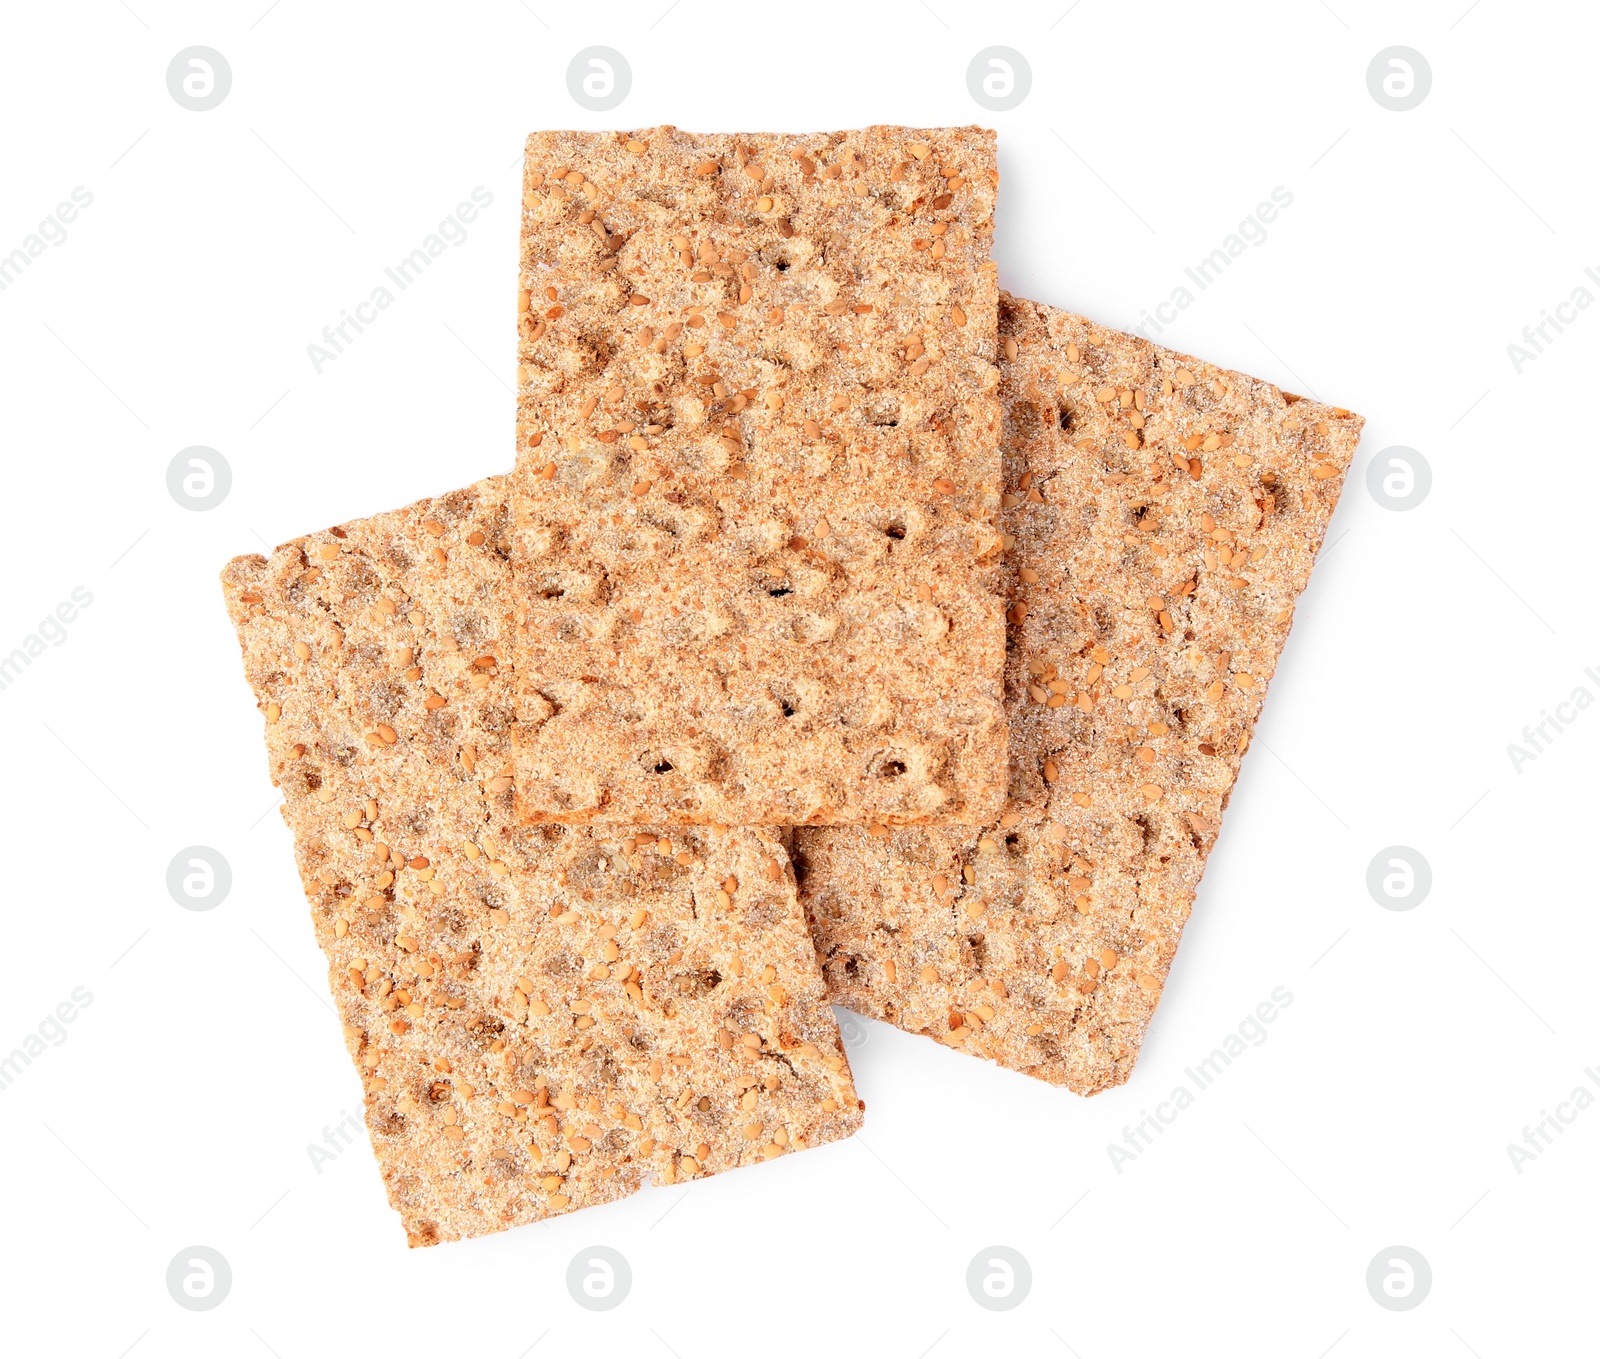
[795, 294, 1363, 1094]
[510, 125, 1006, 826]
[221, 478, 861, 1247]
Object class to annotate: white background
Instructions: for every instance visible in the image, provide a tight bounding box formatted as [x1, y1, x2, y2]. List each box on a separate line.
[1, 1, 1594, 1355]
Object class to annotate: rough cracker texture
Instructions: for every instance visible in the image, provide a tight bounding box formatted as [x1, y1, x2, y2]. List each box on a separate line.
[796, 294, 1363, 1095]
[220, 478, 861, 1247]
[510, 126, 1006, 826]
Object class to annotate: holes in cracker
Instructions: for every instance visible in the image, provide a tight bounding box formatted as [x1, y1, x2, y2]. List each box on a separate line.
[863, 394, 900, 428]
[764, 240, 798, 273]
[674, 967, 723, 997]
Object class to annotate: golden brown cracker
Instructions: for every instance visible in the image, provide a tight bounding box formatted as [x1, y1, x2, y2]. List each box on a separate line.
[510, 126, 1006, 826]
[796, 294, 1363, 1094]
[221, 478, 860, 1246]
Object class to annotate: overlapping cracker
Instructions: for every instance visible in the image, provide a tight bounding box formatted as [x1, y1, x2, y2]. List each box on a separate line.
[795, 294, 1363, 1094]
[221, 478, 861, 1247]
[509, 126, 1006, 826]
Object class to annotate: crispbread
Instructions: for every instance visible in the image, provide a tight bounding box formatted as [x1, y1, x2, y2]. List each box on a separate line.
[509, 125, 1006, 826]
[220, 478, 861, 1247]
[795, 294, 1363, 1094]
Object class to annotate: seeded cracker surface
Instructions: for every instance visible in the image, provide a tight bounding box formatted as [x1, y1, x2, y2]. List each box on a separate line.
[220, 479, 861, 1247]
[795, 295, 1364, 1095]
[510, 126, 1006, 826]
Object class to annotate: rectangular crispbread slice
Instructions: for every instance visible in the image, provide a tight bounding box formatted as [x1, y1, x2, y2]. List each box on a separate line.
[221, 478, 861, 1247]
[795, 294, 1363, 1094]
[509, 125, 1007, 826]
